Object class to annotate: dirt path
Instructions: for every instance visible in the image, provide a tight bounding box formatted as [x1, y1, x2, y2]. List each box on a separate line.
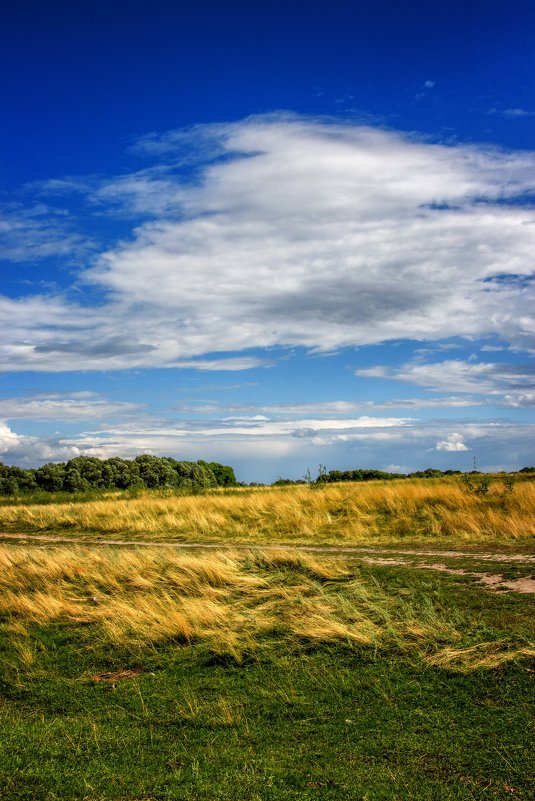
[356, 556, 535, 594]
[1, 531, 534, 560]
[1, 531, 534, 593]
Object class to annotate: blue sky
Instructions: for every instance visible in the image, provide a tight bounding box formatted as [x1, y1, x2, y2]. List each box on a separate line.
[1, 0, 535, 482]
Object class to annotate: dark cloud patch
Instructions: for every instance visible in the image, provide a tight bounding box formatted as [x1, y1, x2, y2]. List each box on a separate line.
[34, 337, 156, 357]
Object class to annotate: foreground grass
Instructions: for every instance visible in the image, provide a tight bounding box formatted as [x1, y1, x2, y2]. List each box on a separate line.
[0, 545, 534, 800]
[0, 544, 475, 662]
[1, 478, 534, 546]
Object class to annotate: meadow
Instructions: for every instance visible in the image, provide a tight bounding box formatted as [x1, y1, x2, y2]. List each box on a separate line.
[0, 478, 534, 800]
[0, 476, 534, 546]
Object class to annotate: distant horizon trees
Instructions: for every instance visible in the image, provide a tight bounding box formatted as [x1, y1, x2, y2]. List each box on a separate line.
[0, 455, 237, 495]
[0, 457, 533, 496]
[272, 465, 531, 486]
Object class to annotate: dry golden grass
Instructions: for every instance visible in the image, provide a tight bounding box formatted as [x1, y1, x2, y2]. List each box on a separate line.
[2, 542, 532, 672]
[0, 478, 534, 545]
[427, 642, 535, 671]
[0, 544, 464, 663]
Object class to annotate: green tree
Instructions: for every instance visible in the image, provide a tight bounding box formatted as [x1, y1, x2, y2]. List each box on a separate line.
[102, 457, 141, 489]
[198, 461, 236, 486]
[63, 468, 89, 493]
[0, 475, 19, 495]
[173, 460, 216, 489]
[134, 455, 178, 488]
[65, 457, 105, 488]
[35, 463, 67, 492]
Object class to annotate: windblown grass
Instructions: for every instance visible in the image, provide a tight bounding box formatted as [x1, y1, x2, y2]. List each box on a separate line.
[0, 477, 534, 545]
[1, 543, 534, 800]
[1, 544, 532, 670]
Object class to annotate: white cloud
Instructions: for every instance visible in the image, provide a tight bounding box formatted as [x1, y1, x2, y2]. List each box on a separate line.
[0, 203, 92, 263]
[184, 396, 483, 416]
[356, 359, 535, 395]
[497, 108, 535, 119]
[0, 423, 25, 454]
[0, 393, 141, 421]
[502, 391, 535, 407]
[172, 357, 269, 371]
[2, 115, 535, 371]
[436, 433, 469, 452]
[83, 416, 412, 441]
[0, 422, 81, 465]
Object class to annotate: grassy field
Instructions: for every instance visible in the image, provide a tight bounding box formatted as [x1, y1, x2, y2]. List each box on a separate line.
[0, 477, 534, 546]
[0, 543, 534, 800]
[0, 480, 534, 799]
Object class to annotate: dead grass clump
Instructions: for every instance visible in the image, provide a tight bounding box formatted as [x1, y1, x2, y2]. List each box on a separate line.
[426, 642, 535, 671]
[248, 548, 353, 581]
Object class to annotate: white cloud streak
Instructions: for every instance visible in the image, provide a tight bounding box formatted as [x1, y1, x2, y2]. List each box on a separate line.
[180, 397, 485, 416]
[0, 393, 141, 421]
[0, 203, 92, 263]
[489, 107, 535, 119]
[356, 358, 535, 396]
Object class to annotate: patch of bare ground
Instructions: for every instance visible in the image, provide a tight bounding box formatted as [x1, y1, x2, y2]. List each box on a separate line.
[358, 556, 535, 593]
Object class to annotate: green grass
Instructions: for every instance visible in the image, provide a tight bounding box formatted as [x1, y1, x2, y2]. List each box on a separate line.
[2, 654, 533, 801]
[1, 559, 533, 801]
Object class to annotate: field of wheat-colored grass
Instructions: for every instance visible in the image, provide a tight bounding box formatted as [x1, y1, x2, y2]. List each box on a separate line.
[2, 483, 534, 801]
[0, 477, 534, 544]
[1, 543, 533, 671]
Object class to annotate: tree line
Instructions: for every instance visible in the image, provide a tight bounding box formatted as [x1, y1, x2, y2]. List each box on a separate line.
[273, 465, 535, 486]
[0, 455, 237, 496]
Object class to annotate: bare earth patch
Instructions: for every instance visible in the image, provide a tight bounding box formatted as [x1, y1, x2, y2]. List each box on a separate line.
[358, 557, 535, 593]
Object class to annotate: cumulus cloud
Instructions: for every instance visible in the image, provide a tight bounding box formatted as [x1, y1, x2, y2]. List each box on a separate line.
[436, 432, 469, 452]
[0, 422, 81, 465]
[2, 115, 535, 371]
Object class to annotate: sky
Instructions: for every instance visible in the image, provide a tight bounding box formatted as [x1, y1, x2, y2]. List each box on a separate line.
[1, 0, 535, 482]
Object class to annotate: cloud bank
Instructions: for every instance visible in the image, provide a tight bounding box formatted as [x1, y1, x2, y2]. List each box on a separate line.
[2, 411, 533, 479]
[1, 115, 535, 372]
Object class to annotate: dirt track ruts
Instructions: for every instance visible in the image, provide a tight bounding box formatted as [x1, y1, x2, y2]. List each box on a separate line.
[1, 531, 534, 593]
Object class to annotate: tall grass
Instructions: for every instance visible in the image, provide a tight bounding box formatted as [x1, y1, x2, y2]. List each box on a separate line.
[0, 478, 534, 544]
[1, 544, 532, 670]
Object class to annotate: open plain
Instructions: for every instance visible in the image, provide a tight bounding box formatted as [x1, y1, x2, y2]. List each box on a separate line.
[0, 478, 534, 800]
